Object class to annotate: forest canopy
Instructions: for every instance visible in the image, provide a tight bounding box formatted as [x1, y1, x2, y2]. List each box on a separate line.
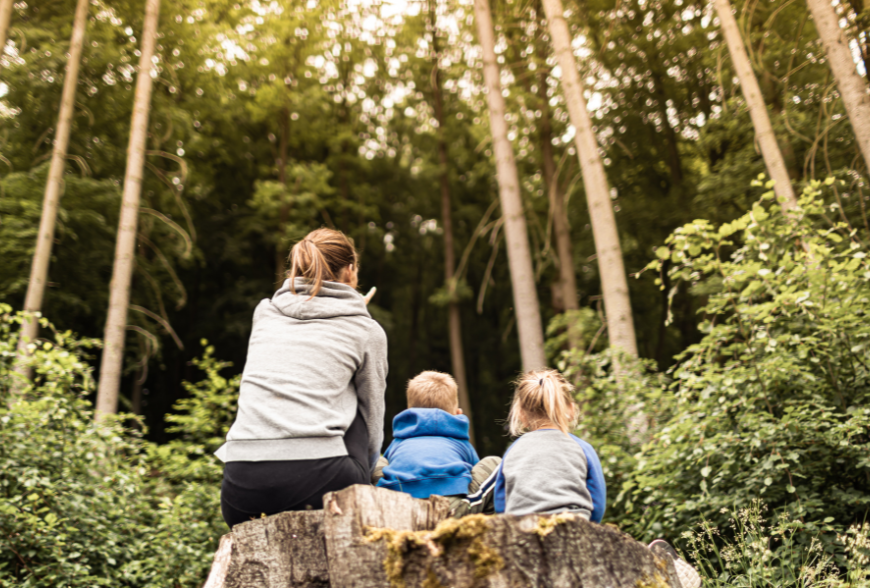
[2, 0, 870, 585]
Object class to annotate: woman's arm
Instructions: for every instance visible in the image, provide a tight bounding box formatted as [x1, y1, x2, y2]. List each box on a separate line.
[354, 322, 388, 470]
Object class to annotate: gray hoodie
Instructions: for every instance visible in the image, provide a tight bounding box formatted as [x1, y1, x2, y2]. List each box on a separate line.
[215, 278, 388, 469]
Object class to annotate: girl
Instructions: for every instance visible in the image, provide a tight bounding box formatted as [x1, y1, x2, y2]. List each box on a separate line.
[489, 370, 701, 588]
[493, 369, 606, 521]
[217, 228, 387, 528]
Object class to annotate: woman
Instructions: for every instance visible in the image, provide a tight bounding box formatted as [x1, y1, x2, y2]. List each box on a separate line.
[217, 228, 387, 528]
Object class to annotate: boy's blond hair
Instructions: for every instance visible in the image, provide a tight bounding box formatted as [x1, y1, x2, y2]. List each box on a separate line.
[406, 371, 459, 412]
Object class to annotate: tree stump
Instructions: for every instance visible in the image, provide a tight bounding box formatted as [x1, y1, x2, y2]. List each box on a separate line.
[322, 484, 453, 587]
[367, 513, 685, 588]
[205, 485, 684, 588]
[208, 510, 329, 588]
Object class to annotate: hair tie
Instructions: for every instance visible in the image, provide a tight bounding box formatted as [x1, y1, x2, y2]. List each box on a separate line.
[538, 378, 544, 387]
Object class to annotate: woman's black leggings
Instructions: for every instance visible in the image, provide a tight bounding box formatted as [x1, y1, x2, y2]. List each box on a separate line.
[220, 411, 370, 528]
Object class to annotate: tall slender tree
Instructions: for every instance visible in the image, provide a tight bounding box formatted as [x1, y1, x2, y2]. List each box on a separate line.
[540, 0, 639, 356]
[429, 0, 474, 432]
[0, 0, 13, 72]
[806, 0, 870, 173]
[713, 0, 798, 211]
[96, 0, 162, 420]
[534, 23, 578, 312]
[14, 0, 90, 380]
[473, 0, 547, 371]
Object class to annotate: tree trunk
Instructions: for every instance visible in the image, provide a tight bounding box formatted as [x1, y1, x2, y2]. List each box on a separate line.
[12, 0, 90, 385]
[275, 107, 291, 283]
[429, 0, 474, 435]
[131, 368, 144, 415]
[205, 485, 685, 588]
[0, 0, 14, 72]
[540, 0, 639, 357]
[713, 0, 799, 211]
[806, 0, 870, 174]
[472, 0, 547, 371]
[95, 0, 161, 420]
[649, 65, 684, 187]
[537, 69, 579, 312]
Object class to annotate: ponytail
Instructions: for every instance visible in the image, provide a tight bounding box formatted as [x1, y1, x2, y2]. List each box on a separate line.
[508, 369, 577, 436]
[287, 228, 358, 297]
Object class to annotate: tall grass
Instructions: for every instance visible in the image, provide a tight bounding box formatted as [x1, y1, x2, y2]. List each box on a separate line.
[681, 502, 870, 588]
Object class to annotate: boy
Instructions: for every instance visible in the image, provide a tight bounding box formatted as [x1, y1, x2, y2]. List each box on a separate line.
[376, 371, 499, 511]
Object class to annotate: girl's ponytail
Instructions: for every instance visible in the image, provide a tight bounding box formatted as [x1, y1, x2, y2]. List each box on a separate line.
[287, 228, 358, 297]
[508, 369, 577, 436]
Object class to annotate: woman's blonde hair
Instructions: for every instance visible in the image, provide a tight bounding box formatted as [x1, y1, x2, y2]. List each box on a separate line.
[507, 369, 577, 436]
[288, 228, 358, 297]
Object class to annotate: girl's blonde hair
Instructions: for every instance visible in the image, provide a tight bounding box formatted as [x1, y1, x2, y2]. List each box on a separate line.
[288, 228, 358, 297]
[507, 369, 577, 436]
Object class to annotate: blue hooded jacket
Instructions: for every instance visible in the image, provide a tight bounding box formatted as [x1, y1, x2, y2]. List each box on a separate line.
[377, 408, 479, 499]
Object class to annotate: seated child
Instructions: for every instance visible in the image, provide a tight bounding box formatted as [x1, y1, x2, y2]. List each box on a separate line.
[493, 369, 606, 520]
[377, 371, 498, 503]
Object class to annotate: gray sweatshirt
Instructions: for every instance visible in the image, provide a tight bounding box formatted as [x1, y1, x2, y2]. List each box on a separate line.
[502, 429, 594, 518]
[215, 278, 388, 469]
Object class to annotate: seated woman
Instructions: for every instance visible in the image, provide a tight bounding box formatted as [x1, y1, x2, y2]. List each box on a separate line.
[217, 228, 387, 528]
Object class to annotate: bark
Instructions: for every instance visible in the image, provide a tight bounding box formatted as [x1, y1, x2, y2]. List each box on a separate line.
[649, 65, 684, 187]
[95, 0, 161, 420]
[131, 369, 144, 415]
[537, 69, 579, 312]
[221, 511, 329, 588]
[275, 107, 290, 283]
[713, 0, 799, 211]
[0, 0, 13, 72]
[806, 0, 870, 174]
[322, 485, 452, 587]
[205, 485, 684, 588]
[429, 0, 474, 434]
[472, 0, 548, 371]
[540, 0, 639, 357]
[376, 514, 683, 587]
[13, 0, 90, 384]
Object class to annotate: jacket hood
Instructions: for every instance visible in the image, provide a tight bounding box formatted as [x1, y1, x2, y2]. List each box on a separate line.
[391, 408, 470, 441]
[271, 278, 371, 321]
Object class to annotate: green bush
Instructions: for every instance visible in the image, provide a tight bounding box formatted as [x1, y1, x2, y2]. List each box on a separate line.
[0, 307, 235, 587]
[557, 348, 674, 536]
[617, 180, 870, 552]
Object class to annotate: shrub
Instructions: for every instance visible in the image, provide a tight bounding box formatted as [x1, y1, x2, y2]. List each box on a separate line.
[619, 180, 870, 553]
[0, 308, 234, 587]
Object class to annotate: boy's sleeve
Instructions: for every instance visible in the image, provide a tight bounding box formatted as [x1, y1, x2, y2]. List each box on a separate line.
[465, 441, 480, 465]
[354, 322, 389, 470]
[383, 439, 397, 462]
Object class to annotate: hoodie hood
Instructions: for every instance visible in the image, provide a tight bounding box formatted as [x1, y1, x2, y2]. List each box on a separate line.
[271, 278, 371, 321]
[391, 408, 470, 441]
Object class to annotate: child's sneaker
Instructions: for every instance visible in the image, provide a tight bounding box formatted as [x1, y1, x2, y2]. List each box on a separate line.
[648, 539, 701, 588]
